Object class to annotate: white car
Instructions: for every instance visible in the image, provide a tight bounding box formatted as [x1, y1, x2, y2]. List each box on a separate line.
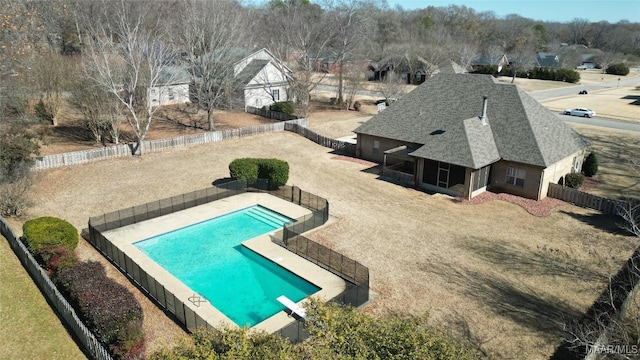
[563, 108, 596, 118]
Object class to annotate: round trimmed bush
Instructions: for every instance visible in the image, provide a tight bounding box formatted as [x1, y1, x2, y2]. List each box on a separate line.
[54, 261, 145, 358]
[229, 158, 289, 189]
[22, 216, 78, 254]
[565, 173, 584, 189]
[229, 158, 259, 184]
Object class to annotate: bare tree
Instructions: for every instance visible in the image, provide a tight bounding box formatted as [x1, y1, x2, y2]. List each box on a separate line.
[32, 51, 74, 126]
[324, 0, 368, 105]
[452, 42, 479, 73]
[375, 72, 407, 102]
[83, 1, 176, 154]
[177, 0, 246, 131]
[569, 18, 591, 46]
[258, 0, 336, 116]
[341, 63, 367, 110]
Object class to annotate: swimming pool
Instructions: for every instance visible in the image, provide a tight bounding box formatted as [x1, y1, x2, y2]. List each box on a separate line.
[134, 205, 320, 326]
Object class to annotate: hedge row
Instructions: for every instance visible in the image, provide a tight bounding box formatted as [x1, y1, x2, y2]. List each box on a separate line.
[606, 63, 630, 76]
[54, 261, 145, 359]
[21, 217, 144, 359]
[229, 158, 289, 189]
[471, 65, 580, 83]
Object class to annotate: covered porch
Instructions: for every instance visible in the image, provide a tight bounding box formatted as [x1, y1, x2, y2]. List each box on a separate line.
[382, 145, 416, 185]
[415, 158, 491, 199]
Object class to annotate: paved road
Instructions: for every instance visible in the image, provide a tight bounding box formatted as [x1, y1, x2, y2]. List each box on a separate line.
[529, 70, 640, 101]
[558, 114, 640, 132]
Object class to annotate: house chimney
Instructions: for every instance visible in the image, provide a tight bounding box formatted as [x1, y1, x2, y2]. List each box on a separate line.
[480, 96, 488, 125]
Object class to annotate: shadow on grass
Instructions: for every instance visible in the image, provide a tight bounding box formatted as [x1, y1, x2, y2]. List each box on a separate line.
[558, 210, 631, 236]
[460, 237, 608, 285]
[422, 258, 583, 341]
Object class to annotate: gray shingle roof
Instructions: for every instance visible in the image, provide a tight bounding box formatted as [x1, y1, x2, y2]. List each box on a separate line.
[158, 66, 191, 85]
[354, 73, 589, 169]
[234, 59, 270, 86]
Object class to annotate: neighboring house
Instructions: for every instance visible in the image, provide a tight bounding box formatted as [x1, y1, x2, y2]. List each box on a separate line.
[354, 73, 589, 200]
[433, 60, 467, 75]
[368, 55, 432, 84]
[471, 54, 510, 71]
[230, 48, 293, 109]
[536, 52, 560, 67]
[196, 47, 293, 110]
[148, 66, 192, 107]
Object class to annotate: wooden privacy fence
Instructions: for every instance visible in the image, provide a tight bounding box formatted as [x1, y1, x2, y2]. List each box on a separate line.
[0, 217, 113, 360]
[33, 118, 308, 171]
[547, 183, 625, 215]
[284, 123, 356, 155]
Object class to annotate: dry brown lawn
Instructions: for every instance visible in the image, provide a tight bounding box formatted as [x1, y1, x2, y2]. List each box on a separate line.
[4, 74, 640, 358]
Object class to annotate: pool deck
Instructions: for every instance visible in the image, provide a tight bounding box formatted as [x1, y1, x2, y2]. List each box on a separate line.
[103, 192, 346, 333]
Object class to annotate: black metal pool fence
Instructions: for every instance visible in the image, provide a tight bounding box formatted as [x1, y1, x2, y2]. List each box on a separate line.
[86, 178, 369, 343]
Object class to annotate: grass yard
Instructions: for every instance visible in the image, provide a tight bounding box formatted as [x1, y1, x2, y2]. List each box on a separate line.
[569, 123, 640, 200]
[0, 236, 86, 359]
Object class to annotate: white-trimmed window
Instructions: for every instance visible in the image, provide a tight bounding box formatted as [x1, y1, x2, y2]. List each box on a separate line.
[373, 140, 380, 154]
[273, 89, 280, 101]
[168, 87, 175, 100]
[506, 167, 526, 187]
[572, 157, 581, 173]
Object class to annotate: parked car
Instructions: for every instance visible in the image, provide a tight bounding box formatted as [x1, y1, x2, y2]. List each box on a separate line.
[579, 90, 588, 95]
[576, 65, 588, 70]
[563, 108, 596, 118]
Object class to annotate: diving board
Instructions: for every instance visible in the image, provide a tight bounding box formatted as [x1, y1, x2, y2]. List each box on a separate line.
[276, 295, 306, 319]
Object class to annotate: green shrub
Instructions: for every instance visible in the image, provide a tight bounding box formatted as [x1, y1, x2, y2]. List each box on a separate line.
[271, 101, 295, 115]
[606, 63, 630, 76]
[229, 158, 289, 189]
[583, 152, 599, 177]
[565, 173, 584, 189]
[22, 216, 78, 255]
[529, 67, 580, 83]
[149, 299, 479, 360]
[229, 158, 259, 183]
[34, 99, 53, 123]
[54, 261, 145, 359]
[257, 158, 289, 189]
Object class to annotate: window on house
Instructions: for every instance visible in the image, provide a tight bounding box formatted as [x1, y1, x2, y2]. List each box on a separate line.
[473, 165, 490, 191]
[168, 88, 174, 100]
[373, 140, 380, 154]
[273, 89, 280, 101]
[506, 167, 526, 187]
[572, 157, 581, 173]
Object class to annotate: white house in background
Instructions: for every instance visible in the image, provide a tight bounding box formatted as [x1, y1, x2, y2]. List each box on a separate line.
[229, 48, 293, 110]
[148, 66, 192, 107]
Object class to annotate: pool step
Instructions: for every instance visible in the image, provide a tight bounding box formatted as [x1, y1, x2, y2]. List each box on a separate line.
[246, 207, 292, 228]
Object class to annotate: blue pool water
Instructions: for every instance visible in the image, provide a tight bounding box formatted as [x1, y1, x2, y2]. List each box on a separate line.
[134, 205, 320, 326]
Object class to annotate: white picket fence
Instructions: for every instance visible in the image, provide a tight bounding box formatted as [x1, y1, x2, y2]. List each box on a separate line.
[33, 118, 308, 171]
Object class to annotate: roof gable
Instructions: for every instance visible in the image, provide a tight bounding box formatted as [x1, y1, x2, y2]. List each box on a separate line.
[355, 73, 589, 168]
